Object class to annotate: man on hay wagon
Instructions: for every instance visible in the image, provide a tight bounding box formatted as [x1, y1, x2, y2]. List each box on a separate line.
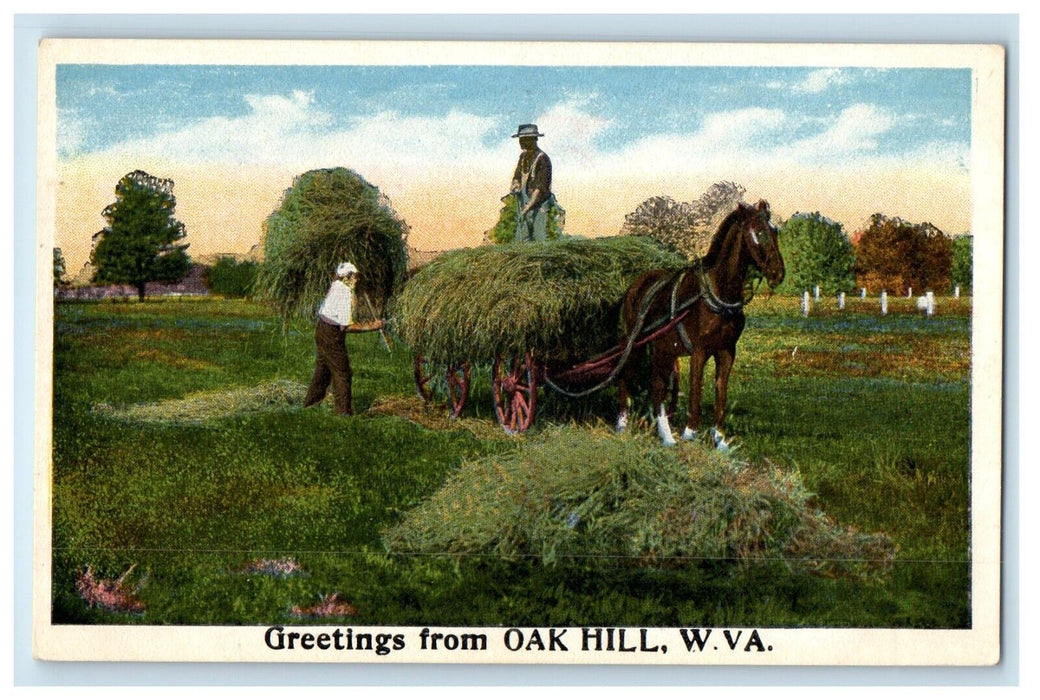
[303, 261, 386, 417]
[509, 123, 564, 242]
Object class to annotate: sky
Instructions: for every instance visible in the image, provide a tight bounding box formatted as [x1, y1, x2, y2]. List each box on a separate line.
[54, 63, 973, 273]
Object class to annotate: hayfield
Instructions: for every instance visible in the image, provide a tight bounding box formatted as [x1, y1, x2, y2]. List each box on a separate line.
[51, 295, 970, 627]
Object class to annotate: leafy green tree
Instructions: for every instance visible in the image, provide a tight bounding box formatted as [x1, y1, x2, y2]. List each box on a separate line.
[206, 257, 259, 298]
[90, 170, 191, 300]
[951, 234, 972, 292]
[53, 247, 67, 288]
[776, 212, 856, 294]
[854, 213, 953, 294]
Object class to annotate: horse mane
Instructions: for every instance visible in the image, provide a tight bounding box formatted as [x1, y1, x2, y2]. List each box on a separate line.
[701, 203, 751, 268]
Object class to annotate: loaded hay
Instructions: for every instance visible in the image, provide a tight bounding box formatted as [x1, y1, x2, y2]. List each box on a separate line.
[383, 426, 896, 579]
[255, 168, 409, 323]
[390, 236, 685, 364]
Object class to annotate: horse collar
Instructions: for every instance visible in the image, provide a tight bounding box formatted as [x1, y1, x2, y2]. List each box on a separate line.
[696, 260, 743, 316]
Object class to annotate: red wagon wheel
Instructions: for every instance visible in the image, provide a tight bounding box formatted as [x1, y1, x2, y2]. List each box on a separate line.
[445, 362, 471, 419]
[492, 352, 539, 434]
[413, 355, 435, 402]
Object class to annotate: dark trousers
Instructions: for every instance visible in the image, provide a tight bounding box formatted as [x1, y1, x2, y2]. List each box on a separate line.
[303, 319, 353, 415]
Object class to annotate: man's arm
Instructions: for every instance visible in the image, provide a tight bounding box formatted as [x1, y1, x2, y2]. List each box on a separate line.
[344, 319, 385, 333]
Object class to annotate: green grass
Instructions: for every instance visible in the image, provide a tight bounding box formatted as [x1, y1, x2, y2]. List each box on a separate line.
[51, 296, 971, 627]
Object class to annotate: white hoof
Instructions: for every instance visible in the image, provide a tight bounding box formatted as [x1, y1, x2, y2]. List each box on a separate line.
[615, 412, 629, 434]
[711, 427, 738, 452]
[656, 405, 676, 446]
[681, 427, 698, 442]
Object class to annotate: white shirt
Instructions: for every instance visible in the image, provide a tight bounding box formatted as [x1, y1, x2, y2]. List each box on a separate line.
[318, 279, 353, 327]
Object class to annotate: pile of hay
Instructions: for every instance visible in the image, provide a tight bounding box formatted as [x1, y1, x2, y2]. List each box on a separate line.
[390, 236, 684, 364]
[95, 380, 305, 424]
[383, 426, 895, 579]
[255, 168, 409, 323]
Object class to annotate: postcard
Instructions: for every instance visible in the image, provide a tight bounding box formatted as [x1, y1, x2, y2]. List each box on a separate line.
[34, 38, 1005, 665]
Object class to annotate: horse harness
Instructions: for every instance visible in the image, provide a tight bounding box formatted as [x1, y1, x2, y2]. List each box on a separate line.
[542, 258, 743, 398]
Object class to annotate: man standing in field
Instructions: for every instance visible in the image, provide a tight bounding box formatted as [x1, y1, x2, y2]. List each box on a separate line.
[510, 123, 556, 242]
[303, 261, 384, 416]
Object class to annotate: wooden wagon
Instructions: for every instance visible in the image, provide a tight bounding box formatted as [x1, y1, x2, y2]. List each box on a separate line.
[393, 237, 689, 434]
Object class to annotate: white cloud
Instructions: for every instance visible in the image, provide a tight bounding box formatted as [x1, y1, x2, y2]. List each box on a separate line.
[603, 107, 786, 175]
[57, 108, 87, 157]
[534, 97, 612, 167]
[793, 68, 852, 94]
[777, 103, 895, 161]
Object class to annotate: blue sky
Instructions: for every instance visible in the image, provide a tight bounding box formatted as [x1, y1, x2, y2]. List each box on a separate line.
[54, 62, 974, 266]
[57, 64, 971, 162]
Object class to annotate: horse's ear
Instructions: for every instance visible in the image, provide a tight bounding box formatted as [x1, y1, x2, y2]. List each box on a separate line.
[756, 199, 770, 213]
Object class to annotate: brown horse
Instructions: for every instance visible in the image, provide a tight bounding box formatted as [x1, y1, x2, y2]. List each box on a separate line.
[616, 200, 785, 448]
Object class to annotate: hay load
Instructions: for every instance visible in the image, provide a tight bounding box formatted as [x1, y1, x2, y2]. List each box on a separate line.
[390, 236, 685, 364]
[383, 427, 896, 579]
[255, 168, 409, 323]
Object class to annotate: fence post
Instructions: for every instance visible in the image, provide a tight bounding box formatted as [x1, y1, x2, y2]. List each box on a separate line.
[802, 290, 810, 317]
[926, 291, 935, 316]
[907, 286, 912, 298]
[814, 285, 820, 302]
[861, 287, 867, 299]
[881, 290, 888, 316]
[955, 285, 960, 299]
[838, 291, 845, 310]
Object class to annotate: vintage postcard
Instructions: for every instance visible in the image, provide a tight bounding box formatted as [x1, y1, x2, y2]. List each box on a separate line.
[34, 39, 1005, 665]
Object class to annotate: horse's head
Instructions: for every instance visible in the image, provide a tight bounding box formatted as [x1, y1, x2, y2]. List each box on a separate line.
[743, 200, 785, 288]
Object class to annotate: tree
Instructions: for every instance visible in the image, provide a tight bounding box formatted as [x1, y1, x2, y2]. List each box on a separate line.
[853, 213, 953, 294]
[53, 247, 67, 288]
[776, 212, 856, 294]
[90, 170, 191, 300]
[206, 257, 259, 298]
[621, 181, 746, 259]
[951, 234, 972, 292]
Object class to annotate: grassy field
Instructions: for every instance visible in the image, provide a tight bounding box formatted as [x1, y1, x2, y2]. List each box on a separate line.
[51, 294, 971, 627]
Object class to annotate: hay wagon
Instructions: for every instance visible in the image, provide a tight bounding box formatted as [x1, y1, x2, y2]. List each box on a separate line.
[392, 237, 687, 434]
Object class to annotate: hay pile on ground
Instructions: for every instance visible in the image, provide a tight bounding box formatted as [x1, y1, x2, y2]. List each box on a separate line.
[255, 168, 409, 323]
[383, 426, 895, 579]
[390, 236, 684, 364]
[95, 380, 305, 424]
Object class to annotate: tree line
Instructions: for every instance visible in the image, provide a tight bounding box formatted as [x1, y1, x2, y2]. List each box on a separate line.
[622, 184, 972, 295]
[65, 171, 972, 301]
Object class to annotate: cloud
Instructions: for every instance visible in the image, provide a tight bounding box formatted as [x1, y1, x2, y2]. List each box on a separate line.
[534, 96, 612, 166]
[57, 108, 88, 158]
[778, 103, 895, 161]
[603, 107, 787, 176]
[793, 68, 852, 94]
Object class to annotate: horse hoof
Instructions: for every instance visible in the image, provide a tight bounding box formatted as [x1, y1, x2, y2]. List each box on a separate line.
[663, 438, 677, 447]
[681, 427, 698, 442]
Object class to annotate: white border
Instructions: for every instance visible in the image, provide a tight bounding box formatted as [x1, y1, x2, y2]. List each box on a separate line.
[32, 38, 1005, 667]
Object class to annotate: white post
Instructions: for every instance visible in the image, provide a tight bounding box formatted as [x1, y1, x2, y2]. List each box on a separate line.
[955, 285, 960, 299]
[926, 291, 935, 316]
[907, 286, 912, 298]
[838, 291, 845, 310]
[802, 290, 810, 317]
[814, 285, 821, 302]
[881, 290, 888, 316]
[861, 287, 867, 299]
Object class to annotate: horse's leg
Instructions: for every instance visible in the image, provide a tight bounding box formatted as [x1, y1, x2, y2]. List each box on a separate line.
[682, 347, 706, 442]
[651, 349, 677, 446]
[616, 367, 630, 433]
[711, 346, 737, 451]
